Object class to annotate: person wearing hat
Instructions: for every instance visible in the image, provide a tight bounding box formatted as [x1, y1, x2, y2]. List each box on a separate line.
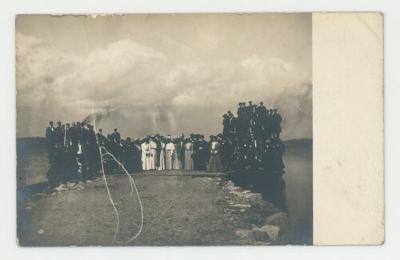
[196, 135, 208, 170]
[246, 101, 254, 121]
[132, 138, 143, 172]
[220, 137, 234, 171]
[158, 136, 166, 171]
[184, 137, 194, 170]
[45, 121, 56, 166]
[124, 137, 137, 173]
[63, 123, 70, 148]
[222, 113, 229, 137]
[226, 111, 236, 138]
[262, 109, 270, 139]
[45, 121, 60, 184]
[192, 134, 199, 170]
[111, 128, 121, 144]
[96, 128, 105, 146]
[148, 136, 158, 171]
[165, 136, 175, 170]
[55, 121, 64, 147]
[178, 134, 185, 169]
[256, 101, 267, 120]
[236, 109, 247, 146]
[207, 135, 223, 172]
[141, 137, 150, 171]
[173, 138, 183, 170]
[48, 120, 65, 184]
[271, 109, 283, 138]
[254, 102, 266, 149]
[238, 102, 246, 119]
[85, 124, 100, 179]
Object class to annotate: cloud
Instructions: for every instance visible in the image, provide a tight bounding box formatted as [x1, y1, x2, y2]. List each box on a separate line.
[16, 32, 311, 139]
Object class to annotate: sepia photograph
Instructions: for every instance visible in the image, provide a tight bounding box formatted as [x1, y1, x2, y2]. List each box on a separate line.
[16, 13, 313, 246]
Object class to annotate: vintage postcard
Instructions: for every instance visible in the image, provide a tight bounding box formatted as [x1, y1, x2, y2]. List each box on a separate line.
[16, 13, 383, 246]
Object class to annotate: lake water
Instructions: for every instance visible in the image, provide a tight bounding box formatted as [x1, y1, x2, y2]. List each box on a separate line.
[228, 139, 312, 245]
[282, 140, 313, 244]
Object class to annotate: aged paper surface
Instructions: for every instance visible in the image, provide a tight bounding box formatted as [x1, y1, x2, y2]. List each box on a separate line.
[15, 12, 384, 246]
[313, 12, 384, 245]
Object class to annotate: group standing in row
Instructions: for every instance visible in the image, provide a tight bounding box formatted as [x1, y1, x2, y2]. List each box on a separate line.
[44, 101, 285, 184]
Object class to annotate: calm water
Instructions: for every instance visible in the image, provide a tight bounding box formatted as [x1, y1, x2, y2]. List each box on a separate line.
[282, 140, 313, 244]
[228, 140, 312, 245]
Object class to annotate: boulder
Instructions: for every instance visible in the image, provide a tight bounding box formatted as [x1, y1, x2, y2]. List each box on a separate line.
[235, 229, 252, 239]
[244, 212, 264, 226]
[254, 200, 275, 209]
[236, 225, 280, 242]
[254, 225, 280, 241]
[54, 184, 68, 192]
[251, 229, 270, 241]
[251, 201, 280, 216]
[265, 212, 289, 234]
[66, 182, 77, 188]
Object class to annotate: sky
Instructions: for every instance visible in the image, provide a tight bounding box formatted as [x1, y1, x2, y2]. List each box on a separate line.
[16, 13, 312, 140]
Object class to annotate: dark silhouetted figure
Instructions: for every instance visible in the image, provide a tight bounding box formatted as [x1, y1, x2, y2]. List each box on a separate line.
[45, 121, 55, 166]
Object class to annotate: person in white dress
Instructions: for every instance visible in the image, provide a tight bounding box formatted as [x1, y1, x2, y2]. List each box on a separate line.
[141, 138, 150, 171]
[148, 137, 158, 170]
[173, 139, 182, 170]
[165, 138, 175, 170]
[184, 138, 194, 170]
[158, 138, 166, 170]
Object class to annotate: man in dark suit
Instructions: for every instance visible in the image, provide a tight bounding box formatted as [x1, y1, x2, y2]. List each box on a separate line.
[192, 135, 200, 170]
[54, 121, 64, 147]
[96, 128, 108, 148]
[196, 135, 209, 170]
[272, 109, 283, 138]
[227, 111, 236, 138]
[221, 137, 234, 171]
[264, 109, 273, 139]
[237, 103, 243, 118]
[222, 113, 229, 137]
[85, 124, 99, 179]
[178, 134, 185, 169]
[256, 101, 267, 119]
[64, 123, 71, 148]
[247, 101, 255, 120]
[45, 121, 56, 166]
[110, 128, 122, 163]
[111, 128, 121, 144]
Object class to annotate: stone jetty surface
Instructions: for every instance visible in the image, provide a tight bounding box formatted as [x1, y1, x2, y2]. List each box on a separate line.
[18, 171, 288, 246]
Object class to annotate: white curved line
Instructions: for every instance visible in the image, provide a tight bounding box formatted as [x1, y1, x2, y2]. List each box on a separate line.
[93, 109, 143, 244]
[97, 146, 120, 243]
[101, 148, 144, 243]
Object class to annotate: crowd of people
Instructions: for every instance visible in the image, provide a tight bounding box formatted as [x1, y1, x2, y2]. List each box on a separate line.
[220, 101, 285, 173]
[45, 101, 285, 184]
